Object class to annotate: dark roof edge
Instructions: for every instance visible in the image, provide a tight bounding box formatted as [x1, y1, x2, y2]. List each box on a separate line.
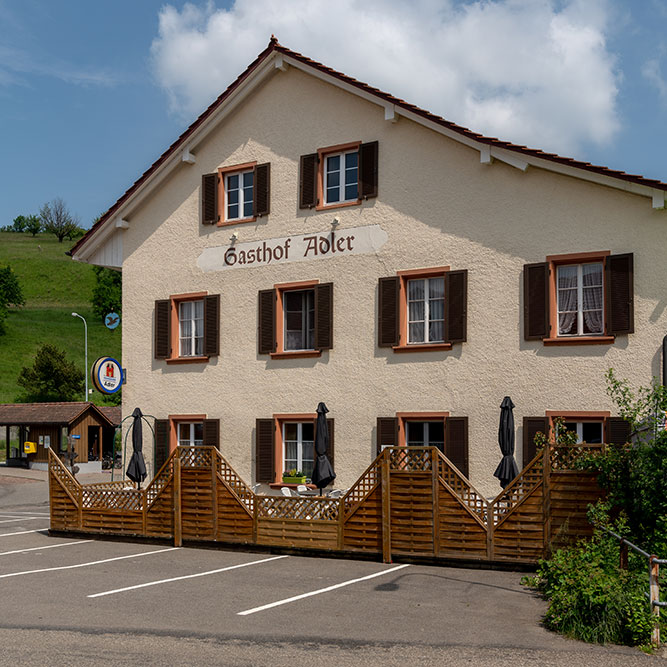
[72, 37, 667, 259]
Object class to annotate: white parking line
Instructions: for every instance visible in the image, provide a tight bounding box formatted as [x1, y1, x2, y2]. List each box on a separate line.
[237, 563, 411, 616]
[0, 546, 179, 579]
[0, 530, 45, 538]
[88, 554, 289, 598]
[0, 540, 92, 556]
[0, 517, 44, 524]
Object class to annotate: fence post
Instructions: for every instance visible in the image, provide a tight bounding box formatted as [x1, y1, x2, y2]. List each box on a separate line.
[381, 452, 391, 563]
[431, 448, 439, 557]
[173, 452, 182, 547]
[542, 445, 552, 557]
[211, 448, 218, 541]
[619, 540, 628, 570]
[650, 556, 660, 646]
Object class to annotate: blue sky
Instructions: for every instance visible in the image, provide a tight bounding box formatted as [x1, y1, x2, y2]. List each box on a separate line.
[1, 0, 666, 230]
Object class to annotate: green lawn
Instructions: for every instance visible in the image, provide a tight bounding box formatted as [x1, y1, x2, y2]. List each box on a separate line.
[0, 232, 121, 404]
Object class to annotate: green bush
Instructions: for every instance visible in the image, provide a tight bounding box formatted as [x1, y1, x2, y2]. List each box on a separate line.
[529, 529, 655, 646]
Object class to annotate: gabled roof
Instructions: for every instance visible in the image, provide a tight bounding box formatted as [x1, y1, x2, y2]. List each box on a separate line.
[0, 402, 120, 427]
[71, 37, 667, 263]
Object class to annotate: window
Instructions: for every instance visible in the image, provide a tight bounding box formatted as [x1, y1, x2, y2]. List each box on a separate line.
[559, 421, 603, 444]
[299, 141, 378, 210]
[178, 421, 203, 447]
[556, 263, 603, 336]
[378, 268, 467, 351]
[178, 300, 204, 357]
[201, 162, 270, 226]
[407, 277, 445, 344]
[284, 289, 315, 351]
[406, 421, 445, 452]
[376, 413, 468, 477]
[255, 415, 334, 485]
[283, 422, 315, 478]
[524, 252, 633, 344]
[225, 169, 254, 221]
[258, 281, 333, 358]
[324, 151, 358, 204]
[154, 293, 219, 363]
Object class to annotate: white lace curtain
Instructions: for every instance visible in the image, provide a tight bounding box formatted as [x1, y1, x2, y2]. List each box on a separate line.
[558, 264, 603, 335]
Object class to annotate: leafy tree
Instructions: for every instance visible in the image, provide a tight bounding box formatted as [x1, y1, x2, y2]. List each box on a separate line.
[11, 215, 27, 232]
[0, 265, 25, 335]
[39, 198, 80, 243]
[25, 215, 42, 237]
[91, 265, 122, 321]
[16, 343, 85, 402]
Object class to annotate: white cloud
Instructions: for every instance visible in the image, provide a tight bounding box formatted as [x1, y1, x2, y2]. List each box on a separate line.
[150, 0, 620, 157]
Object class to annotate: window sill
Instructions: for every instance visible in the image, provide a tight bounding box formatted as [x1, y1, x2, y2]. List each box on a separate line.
[315, 200, 361, 212]
[217, 216, 257, 227]
[543, 335, 615, 346]
[270, 350, 322, 359]
[392, 343, 453, 353]
[165, 356, 210, 364]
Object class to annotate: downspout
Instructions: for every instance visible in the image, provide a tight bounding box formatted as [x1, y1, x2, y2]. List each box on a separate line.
[663, 335, 667, 387]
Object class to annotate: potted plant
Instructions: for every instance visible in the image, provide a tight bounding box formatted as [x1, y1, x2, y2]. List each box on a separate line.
[282, 468, 308, 484]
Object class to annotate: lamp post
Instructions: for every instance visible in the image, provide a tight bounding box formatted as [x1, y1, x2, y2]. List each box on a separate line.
[71, 312, 88, 401]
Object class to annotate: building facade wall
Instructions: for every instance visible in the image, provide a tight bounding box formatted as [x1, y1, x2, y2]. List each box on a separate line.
[119, 66, 667, 497]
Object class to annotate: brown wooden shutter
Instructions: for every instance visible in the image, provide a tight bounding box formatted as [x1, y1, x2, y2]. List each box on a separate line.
[204, 294, 219, 356]
[523, 417, 547, 466]
[327, 418, 335, 469]
[202, 173, 219, 225]
[203, 419, 220, 449]
[606, 417, 631, 445]
[155, 300, 171, 359]
[378, 276, 399, 347]
[256, 418, 275, 484]
[154, 419, 169, 472]
[445, 416, 468, 477]
[314, 283, 333, 350]
[524, 262, 550, 340]
[605, 253, 634, 335]
[444, 269, 467, 343]
[258, 289, 276, 354]
[254, 163, 270, 217]
[299, 153, 318, 209]
[376, 417, 398, 456]
[358, 141, 378, 199]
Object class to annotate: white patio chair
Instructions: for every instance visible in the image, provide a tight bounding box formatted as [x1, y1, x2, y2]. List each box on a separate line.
[280, 487, 293, 497]
[296, 484, 309, 495]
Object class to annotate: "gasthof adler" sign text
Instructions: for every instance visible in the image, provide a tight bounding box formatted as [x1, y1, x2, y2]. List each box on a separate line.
[197, 224, 388, 272]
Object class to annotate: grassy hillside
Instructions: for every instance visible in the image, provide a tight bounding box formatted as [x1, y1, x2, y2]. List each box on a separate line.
[0, 232, 121, 404]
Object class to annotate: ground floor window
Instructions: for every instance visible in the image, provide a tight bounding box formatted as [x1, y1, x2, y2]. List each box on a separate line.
[560, 420, 603, 444]
[405, 421, 445, 453]
[178, 422, 203, 447]
[283, 421, 315, 477]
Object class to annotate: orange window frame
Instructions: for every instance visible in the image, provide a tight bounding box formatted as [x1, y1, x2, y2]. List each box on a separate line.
[270, 413, 317, 487]
[166, 291, 209, 364]
[167, 414, 207, 454]
[396, 412, 450, 447]
[546, 410, 610, 443]
[217, 161, 257, 226]
[544, 250, 613, 345]
[271, 280, 322, 359]
[394, 267, 452, 352]
[315, 141, 361, 211]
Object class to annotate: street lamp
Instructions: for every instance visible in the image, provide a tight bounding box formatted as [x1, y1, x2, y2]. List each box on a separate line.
[71, 312, 88, 401]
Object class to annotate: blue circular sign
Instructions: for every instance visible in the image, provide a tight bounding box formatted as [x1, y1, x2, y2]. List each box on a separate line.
[105, 312, 120, 330]
[92, 356, 123, 394]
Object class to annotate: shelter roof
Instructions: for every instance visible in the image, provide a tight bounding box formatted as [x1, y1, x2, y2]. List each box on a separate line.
[0, 402, 118, 427]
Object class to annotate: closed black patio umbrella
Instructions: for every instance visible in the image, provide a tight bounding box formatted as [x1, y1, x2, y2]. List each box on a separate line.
[493, 396, 519, 489]
[311, 402, 336, 495]
[126, 407, 147, 489]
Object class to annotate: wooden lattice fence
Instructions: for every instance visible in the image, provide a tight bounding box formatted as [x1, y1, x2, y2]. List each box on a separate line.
[48, 443, 603, 565]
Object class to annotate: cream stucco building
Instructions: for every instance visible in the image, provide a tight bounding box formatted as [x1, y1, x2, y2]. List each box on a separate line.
[72, 39, 667, 498]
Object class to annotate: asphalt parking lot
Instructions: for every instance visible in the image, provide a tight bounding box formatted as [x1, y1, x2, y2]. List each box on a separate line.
[0, 468, 660, 666]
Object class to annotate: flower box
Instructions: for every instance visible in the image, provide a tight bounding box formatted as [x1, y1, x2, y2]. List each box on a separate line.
[282, 475, 308, 484]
